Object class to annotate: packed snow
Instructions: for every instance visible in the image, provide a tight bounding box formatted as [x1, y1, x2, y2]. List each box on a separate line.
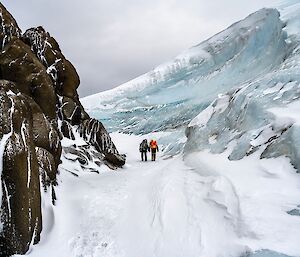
[13, 133, 300, 257]
[10, 0, 300, 256]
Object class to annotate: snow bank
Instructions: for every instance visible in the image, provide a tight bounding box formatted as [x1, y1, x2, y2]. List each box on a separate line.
[184, 149, 300, 257]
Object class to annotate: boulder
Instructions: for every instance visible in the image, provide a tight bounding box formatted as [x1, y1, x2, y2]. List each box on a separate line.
[0, 38, 56, 120]
[0, 3, 21, 50]
[61, 96, 82, 125]
[23, 27, 80, 98]
[0, 80, 42, 254]
[60, 120, 75, 140]
[0, 80, 60, 255]
[36, 147, 57, 191]
[30, 101, 61, 167]
[61, 59, 80, 98]
[80, 119, 126, 167]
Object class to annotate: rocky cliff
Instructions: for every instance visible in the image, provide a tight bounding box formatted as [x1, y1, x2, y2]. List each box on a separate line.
[0, 3, 125, 255]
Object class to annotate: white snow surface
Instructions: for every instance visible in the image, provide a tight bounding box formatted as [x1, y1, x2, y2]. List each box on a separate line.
[14, 133, 300, 257]
[268, 101, 300, 126]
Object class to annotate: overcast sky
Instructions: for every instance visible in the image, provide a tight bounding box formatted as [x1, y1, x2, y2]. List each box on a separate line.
[2, 0, 278, 97]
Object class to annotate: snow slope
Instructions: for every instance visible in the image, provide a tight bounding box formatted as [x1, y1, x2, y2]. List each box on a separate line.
[14, 133, 300, 257]
[14, 1, 300, 257]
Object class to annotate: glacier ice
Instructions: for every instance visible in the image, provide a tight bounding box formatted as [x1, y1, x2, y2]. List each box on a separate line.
[82, 4, 300, 165]
[185, 12, 300, 167]
[82, 8, 288, 134]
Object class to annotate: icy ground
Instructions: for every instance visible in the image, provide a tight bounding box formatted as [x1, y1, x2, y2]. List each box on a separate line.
[14, 133, 300, 257]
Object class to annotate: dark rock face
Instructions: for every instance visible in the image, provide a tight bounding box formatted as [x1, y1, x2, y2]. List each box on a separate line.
[0, 2, 125, 255]
[61, 96, 82, 125]
[22, 26, 83, 114]
[0, 81, 42, 254]
[22, 25, 124, 168]
[0, 38, 57, 120]
[80, 119, 126, 166]
[0, 4, 21, 49]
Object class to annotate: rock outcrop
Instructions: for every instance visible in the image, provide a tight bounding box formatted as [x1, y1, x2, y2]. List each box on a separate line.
[0, 3, 125, 255]
[0, 81, 43, 254]
[21, 26, 125, 166]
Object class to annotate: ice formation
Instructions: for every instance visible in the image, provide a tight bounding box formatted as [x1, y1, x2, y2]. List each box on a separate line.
[82, 8, 288, 136]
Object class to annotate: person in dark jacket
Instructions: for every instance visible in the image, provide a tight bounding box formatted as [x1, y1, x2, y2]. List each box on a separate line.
[139, 139, 150, 161]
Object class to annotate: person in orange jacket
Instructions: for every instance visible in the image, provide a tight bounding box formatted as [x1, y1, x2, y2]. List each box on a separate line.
[149, 139, 159, 161]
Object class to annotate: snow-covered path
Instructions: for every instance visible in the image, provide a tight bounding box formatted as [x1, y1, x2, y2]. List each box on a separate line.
[66, 134, 209, 257]
[21, 133, 201, 257]
[17, 133, 300, 257]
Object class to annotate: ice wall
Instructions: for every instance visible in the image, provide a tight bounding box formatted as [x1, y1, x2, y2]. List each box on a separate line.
[82, 2, 300, 162]
[185, 2, 300, 169]
[82, 8, 288, 136]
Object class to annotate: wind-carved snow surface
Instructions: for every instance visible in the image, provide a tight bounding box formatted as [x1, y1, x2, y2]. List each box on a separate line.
[22, 2, 300, 257]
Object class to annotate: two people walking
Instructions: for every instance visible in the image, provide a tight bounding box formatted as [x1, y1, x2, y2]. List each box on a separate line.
[139, 139, 159, 161]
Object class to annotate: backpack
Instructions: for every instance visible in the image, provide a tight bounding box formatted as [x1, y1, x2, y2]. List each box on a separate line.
[140, 140, 148, 152]
[150, 140, 157, 149]
[139, 143, 143, 152]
